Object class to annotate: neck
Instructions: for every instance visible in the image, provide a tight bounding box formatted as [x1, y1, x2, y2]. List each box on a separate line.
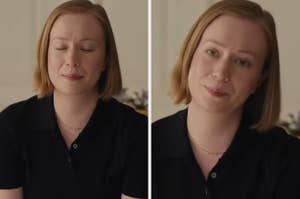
[53, 91, 99, 130]
[187, 101, 242, 154]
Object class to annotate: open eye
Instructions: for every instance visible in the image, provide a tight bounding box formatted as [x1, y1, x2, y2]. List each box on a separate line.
[206, 49, 219, 58]
[234, 58, 251, 68]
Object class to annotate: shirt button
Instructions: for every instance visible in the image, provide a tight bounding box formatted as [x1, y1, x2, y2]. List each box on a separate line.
[72, 143, 78, 150]
[204, 187, 208, 196]
[66, 157, 72, 168]
[211, 172, 217, 179]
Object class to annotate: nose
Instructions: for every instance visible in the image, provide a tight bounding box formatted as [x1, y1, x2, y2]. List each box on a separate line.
[66, 48, 80, 67]
[211, 59, 231, 83]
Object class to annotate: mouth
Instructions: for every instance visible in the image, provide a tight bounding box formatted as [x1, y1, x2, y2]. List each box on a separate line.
[62, 74, 84, 81]
[204, 85, 228, 97]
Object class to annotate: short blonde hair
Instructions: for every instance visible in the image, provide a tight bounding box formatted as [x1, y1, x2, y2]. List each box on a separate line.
[171, 0, 280, 131]
[34, 0, 122, 99]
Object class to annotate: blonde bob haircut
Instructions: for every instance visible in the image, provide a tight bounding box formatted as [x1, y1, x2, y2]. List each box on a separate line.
[171, 0, 280, 132]
[34, 0, 122, 99]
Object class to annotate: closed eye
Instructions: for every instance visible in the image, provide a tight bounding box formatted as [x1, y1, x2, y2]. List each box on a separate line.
[55, 47, 67, 51]
[80, 48, 94, 52]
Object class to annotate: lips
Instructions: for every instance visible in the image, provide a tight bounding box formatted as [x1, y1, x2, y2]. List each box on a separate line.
[62, 73, 83, 81]
[204, 85, 228, 97]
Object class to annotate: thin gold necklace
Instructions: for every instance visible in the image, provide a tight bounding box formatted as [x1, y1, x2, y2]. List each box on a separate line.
[58, 118, 84, 132]
[189, 134, 225, 156]
[195, 144, 224, 155]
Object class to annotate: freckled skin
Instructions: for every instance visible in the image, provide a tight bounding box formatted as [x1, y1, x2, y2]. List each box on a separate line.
[188, 15, 267, 114]
[48, 13, 106, 96]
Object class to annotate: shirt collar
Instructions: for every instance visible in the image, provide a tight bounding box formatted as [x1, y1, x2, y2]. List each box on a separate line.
[157, 109, 191, 158]
[26, 95, 56, 133]
[163, 108, 254, 160]
[27, 95, 116, 134]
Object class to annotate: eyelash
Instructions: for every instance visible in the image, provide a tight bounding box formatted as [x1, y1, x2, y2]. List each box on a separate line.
[80, 48, 94, 52]
[54, 47, 94, 52]
[234, 58, 251, 68]
[205, 48, 252, 68]
[55, 47, 66, 51]
[206, 49, 219, 57]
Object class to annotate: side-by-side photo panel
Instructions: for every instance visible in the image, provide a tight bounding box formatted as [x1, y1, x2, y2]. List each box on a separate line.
[0, 0, 147, 199]
[152, 0, 300, 198]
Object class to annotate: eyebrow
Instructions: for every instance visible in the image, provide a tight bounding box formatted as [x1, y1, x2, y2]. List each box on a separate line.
[51, 37, 99, 43]
[202, 39, 259, 58]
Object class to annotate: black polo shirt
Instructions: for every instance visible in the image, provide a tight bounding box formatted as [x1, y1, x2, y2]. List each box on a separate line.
[153, 109, 300, 199]
[0, 96, 147, 199]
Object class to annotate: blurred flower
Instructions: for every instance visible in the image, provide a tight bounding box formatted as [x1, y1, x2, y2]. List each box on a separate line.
[115, 88, 148, 111]
[279, 111, 300, 137]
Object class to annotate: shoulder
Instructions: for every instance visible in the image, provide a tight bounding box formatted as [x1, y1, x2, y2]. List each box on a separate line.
[0, 96, 40, 128]
[264, 126, 300, 153]
[102, 98, 147, 138]
[252, 126, 300, 159]
[261, 127, 300, 195]
[152, 109, 189, 158]
[153, 109, 186, 131]
[152, 109, 186, 139]
[104, 98, 147, 121]
[261, 126, 300, 171]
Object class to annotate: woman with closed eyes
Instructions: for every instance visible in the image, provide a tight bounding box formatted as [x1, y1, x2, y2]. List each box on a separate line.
[0, 1, 147, 199]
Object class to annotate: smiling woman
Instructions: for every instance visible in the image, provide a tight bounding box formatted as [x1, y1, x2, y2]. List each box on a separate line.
[47, 13, 107, 102]
[0, 1, 147, 199]
[187, 15, 267, 116]
[153, 0, 300, 198]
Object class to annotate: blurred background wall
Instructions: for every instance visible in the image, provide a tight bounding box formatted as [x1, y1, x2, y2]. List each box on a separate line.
[152, 0, 300, 122]
[0, 0, 147, 111]
[1, 0, 299, 122]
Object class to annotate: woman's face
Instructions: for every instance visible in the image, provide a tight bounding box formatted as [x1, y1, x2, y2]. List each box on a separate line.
[48, 13, 105, 96]
[188, 15, 267, 114]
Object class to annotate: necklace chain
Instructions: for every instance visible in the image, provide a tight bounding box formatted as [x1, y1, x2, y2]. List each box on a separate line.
[188, 134, 225, 156]
[58, 118, 84, 131]
[195, 144, 224, 155]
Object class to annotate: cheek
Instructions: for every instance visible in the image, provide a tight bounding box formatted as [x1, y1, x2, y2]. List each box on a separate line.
[188, 61, 210, 85]
[47, 50, 63, 71]
[188, 64, 202, 96]
[90, 66, 103, 80]
[47, 52, 55, 76]
[188, 64, 197, 87]
[191, 52, 212, 75]
[188, 62, 201, 92]
[85, 50, 105, 71]
[85, 57, 104, 74]
[84, 58, 105, 84]
[237, 76, 260, 95]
